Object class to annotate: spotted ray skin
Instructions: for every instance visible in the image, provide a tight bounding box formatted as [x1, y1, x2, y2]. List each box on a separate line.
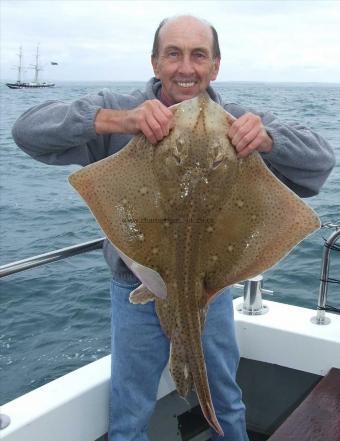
[69, 94, 320, 435]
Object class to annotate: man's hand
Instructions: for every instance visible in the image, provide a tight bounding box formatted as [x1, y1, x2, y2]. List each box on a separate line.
[95, 100, 174, 145]
[226, 112, 273, 158]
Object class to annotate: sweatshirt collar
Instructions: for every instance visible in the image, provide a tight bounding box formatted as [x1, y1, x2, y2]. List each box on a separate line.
[146, 77, 222, 106]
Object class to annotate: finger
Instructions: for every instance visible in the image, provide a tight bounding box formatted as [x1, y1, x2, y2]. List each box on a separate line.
[237, 136, 263, 158]
[234, 125, 261, 153]
[225, 112, 236, 127]
[158, 101, 174, 118]
[146, 114, 166, 141]
[230, 117, 255, 146]
[227, 112, 250, 138]
[138, 100, 174, 141]
[144, 101, 172, 137]
[152, 108, 173, 137]
[156, 103, 175, 134]
[140, 120, 158, 144]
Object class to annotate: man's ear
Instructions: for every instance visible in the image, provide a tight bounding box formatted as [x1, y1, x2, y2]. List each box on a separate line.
[151, 55, 160, 79]
[211, 57, 221, 81]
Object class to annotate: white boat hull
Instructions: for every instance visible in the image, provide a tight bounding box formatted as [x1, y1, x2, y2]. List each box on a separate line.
[1, 299, 340, 441]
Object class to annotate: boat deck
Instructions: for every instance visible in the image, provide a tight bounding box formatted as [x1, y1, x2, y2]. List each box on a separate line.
[268, 367, 340, 441]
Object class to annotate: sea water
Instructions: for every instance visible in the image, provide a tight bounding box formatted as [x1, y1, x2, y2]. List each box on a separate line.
[0, 81, 339, 404]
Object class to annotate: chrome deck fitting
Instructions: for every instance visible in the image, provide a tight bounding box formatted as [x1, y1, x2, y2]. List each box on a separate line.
[236, 274, 272, 316]
[0, 414, 11, 430]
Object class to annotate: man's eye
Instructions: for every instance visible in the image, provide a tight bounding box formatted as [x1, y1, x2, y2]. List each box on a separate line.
[194, 52, 206, 59]
[168, 52, 179, 58]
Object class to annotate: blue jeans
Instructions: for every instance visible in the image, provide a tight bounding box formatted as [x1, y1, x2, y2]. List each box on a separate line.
[108, 279, 249, 441]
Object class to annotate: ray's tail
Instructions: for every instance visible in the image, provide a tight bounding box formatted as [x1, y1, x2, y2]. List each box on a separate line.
[169, 333, 194, 397]
[170, 320, 224, 436]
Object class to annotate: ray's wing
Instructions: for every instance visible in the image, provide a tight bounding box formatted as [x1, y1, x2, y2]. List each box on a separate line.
[69, 135, 170, 294]
[204, 153, 320, 295]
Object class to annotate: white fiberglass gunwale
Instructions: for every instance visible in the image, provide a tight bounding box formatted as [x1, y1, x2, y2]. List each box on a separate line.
[1, 300, 340, 441]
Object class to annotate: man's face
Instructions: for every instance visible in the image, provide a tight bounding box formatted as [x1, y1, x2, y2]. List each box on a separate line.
[151, 18, 220, 105]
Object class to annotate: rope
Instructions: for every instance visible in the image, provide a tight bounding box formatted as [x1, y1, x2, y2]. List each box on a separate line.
[323, 241, 340, 251]
[320, 278, 340, 285]
[320, 219, 340, 250]
[318, 219, 340, 314]
[317, 304, 340, 314]
[321, 218, 340, 230]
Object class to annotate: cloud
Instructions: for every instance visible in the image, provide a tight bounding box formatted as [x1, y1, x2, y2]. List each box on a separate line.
[1, 0, 340, 82]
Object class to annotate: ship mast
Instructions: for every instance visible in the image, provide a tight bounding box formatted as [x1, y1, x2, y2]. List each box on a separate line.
[16, 46, 23, 83]
[31, 45, 43, 83]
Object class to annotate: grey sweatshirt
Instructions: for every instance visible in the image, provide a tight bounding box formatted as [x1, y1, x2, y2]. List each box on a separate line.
[12, 78, 335, 282]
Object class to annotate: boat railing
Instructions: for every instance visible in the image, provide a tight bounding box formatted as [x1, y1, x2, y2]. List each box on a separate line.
[1, 231, 339, 324]
[311, 229, 340, 325]
[0, 238, 274, 309]
[0, 238, 105, 278]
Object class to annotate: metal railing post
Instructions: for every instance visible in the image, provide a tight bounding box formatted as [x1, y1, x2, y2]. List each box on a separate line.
[311, 229, 340, 325]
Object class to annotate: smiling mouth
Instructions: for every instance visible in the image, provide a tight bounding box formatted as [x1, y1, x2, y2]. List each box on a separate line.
[176, 81, 196, 88]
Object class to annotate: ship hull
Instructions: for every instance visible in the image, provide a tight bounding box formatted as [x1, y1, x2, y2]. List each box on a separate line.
[6, 82, 55, 89]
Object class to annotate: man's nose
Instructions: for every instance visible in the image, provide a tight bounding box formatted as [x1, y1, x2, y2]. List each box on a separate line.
[178, 55, 195, 75]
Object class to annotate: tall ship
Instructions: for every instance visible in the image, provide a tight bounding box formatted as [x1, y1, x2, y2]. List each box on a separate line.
[6, 46, 55, 89]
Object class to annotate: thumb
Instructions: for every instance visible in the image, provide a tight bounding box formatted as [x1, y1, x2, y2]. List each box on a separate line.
[225, 112, 236, 126]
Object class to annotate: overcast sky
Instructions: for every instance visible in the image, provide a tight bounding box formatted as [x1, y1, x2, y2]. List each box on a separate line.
[2, 0, 340, 83]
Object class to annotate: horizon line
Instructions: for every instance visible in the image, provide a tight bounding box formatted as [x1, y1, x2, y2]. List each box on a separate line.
[2, 79, 339, 85]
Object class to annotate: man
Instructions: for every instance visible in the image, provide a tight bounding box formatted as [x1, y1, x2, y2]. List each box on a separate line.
[12, 15, 335, 441]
